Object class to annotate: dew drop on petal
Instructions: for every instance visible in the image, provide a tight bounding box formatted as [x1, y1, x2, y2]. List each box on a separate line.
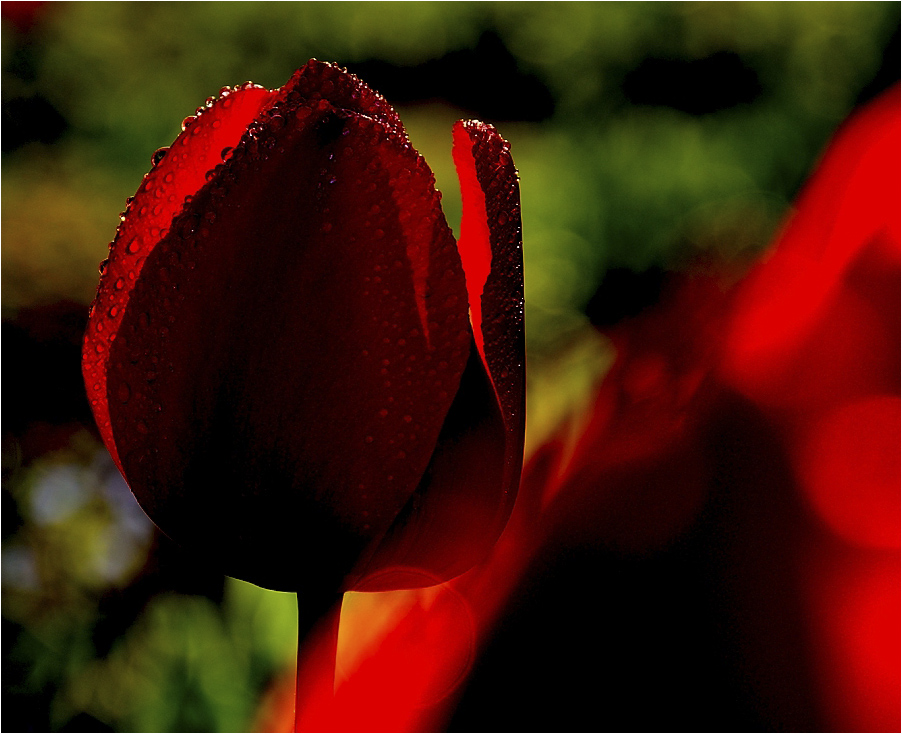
[117, 381, 131, 403]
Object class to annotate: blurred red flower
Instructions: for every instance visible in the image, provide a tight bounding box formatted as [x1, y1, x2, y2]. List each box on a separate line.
[81, 60, 525, 601]
[720, 85, 900, 733]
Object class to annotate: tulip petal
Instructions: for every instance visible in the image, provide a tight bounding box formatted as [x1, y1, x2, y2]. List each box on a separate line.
[722, 85, 901, 404]
[103, 64, 471, 591]
[83, 84, 279, 472]
[350, 122, 526, 590]
[452, 120, 525, 518]
[452, 121, 525, 423]
[282, 59, 406, 140]
[348, 343, 507, 591]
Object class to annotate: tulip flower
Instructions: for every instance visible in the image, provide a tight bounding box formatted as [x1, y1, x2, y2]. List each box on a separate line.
[82, 60, 524, 610]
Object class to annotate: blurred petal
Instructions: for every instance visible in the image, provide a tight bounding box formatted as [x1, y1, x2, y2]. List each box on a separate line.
[804, 549, 901, 732]
[544, 274, 727, 550]
[722, 86, 901, 405]
[797, 395, 900, 549]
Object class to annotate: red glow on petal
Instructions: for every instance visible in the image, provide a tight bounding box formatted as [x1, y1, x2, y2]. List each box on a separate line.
[347, 120, 525, 592]
[349, 343, 507, 592]
[289, 427, 558, 730]
[291, 468, 545, 731]
[797, 396, 901, 550]
[804, 551, 901, 732]
[338, 585, 474, 728]
[290, 585, 476, 732]
[451, 118, 526, 509]
[82, 85, 277, 471]
[292, 603, 344, 732]
[723, 86, 901, 405]
[452, 123, 493, 359]
[105, 87, 469, 591]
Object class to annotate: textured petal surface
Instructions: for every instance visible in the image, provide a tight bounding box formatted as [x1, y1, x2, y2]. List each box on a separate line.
[103, 62, 471, 591]
[282, 59, 405, 139]
[452, 120, 525, 522]
[83, 84, 278, 471]
[348, 343, 507, 590]
[349, 122, 526, 591]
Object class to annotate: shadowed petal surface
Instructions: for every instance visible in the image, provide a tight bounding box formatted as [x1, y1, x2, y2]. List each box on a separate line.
[453, 120, 525, 521]
[349, 121, 525, 591]
[104, 63, 471, 592]
[83, 84, 278, 471]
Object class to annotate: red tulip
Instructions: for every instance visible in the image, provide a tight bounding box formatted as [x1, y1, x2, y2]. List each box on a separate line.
[82, 60, 524, 598]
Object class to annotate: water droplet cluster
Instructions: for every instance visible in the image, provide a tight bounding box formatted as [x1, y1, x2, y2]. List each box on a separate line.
[83, 81, 277, 460]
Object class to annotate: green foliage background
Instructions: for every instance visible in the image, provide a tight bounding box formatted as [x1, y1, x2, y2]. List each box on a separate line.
[2, 2, 897, 731]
